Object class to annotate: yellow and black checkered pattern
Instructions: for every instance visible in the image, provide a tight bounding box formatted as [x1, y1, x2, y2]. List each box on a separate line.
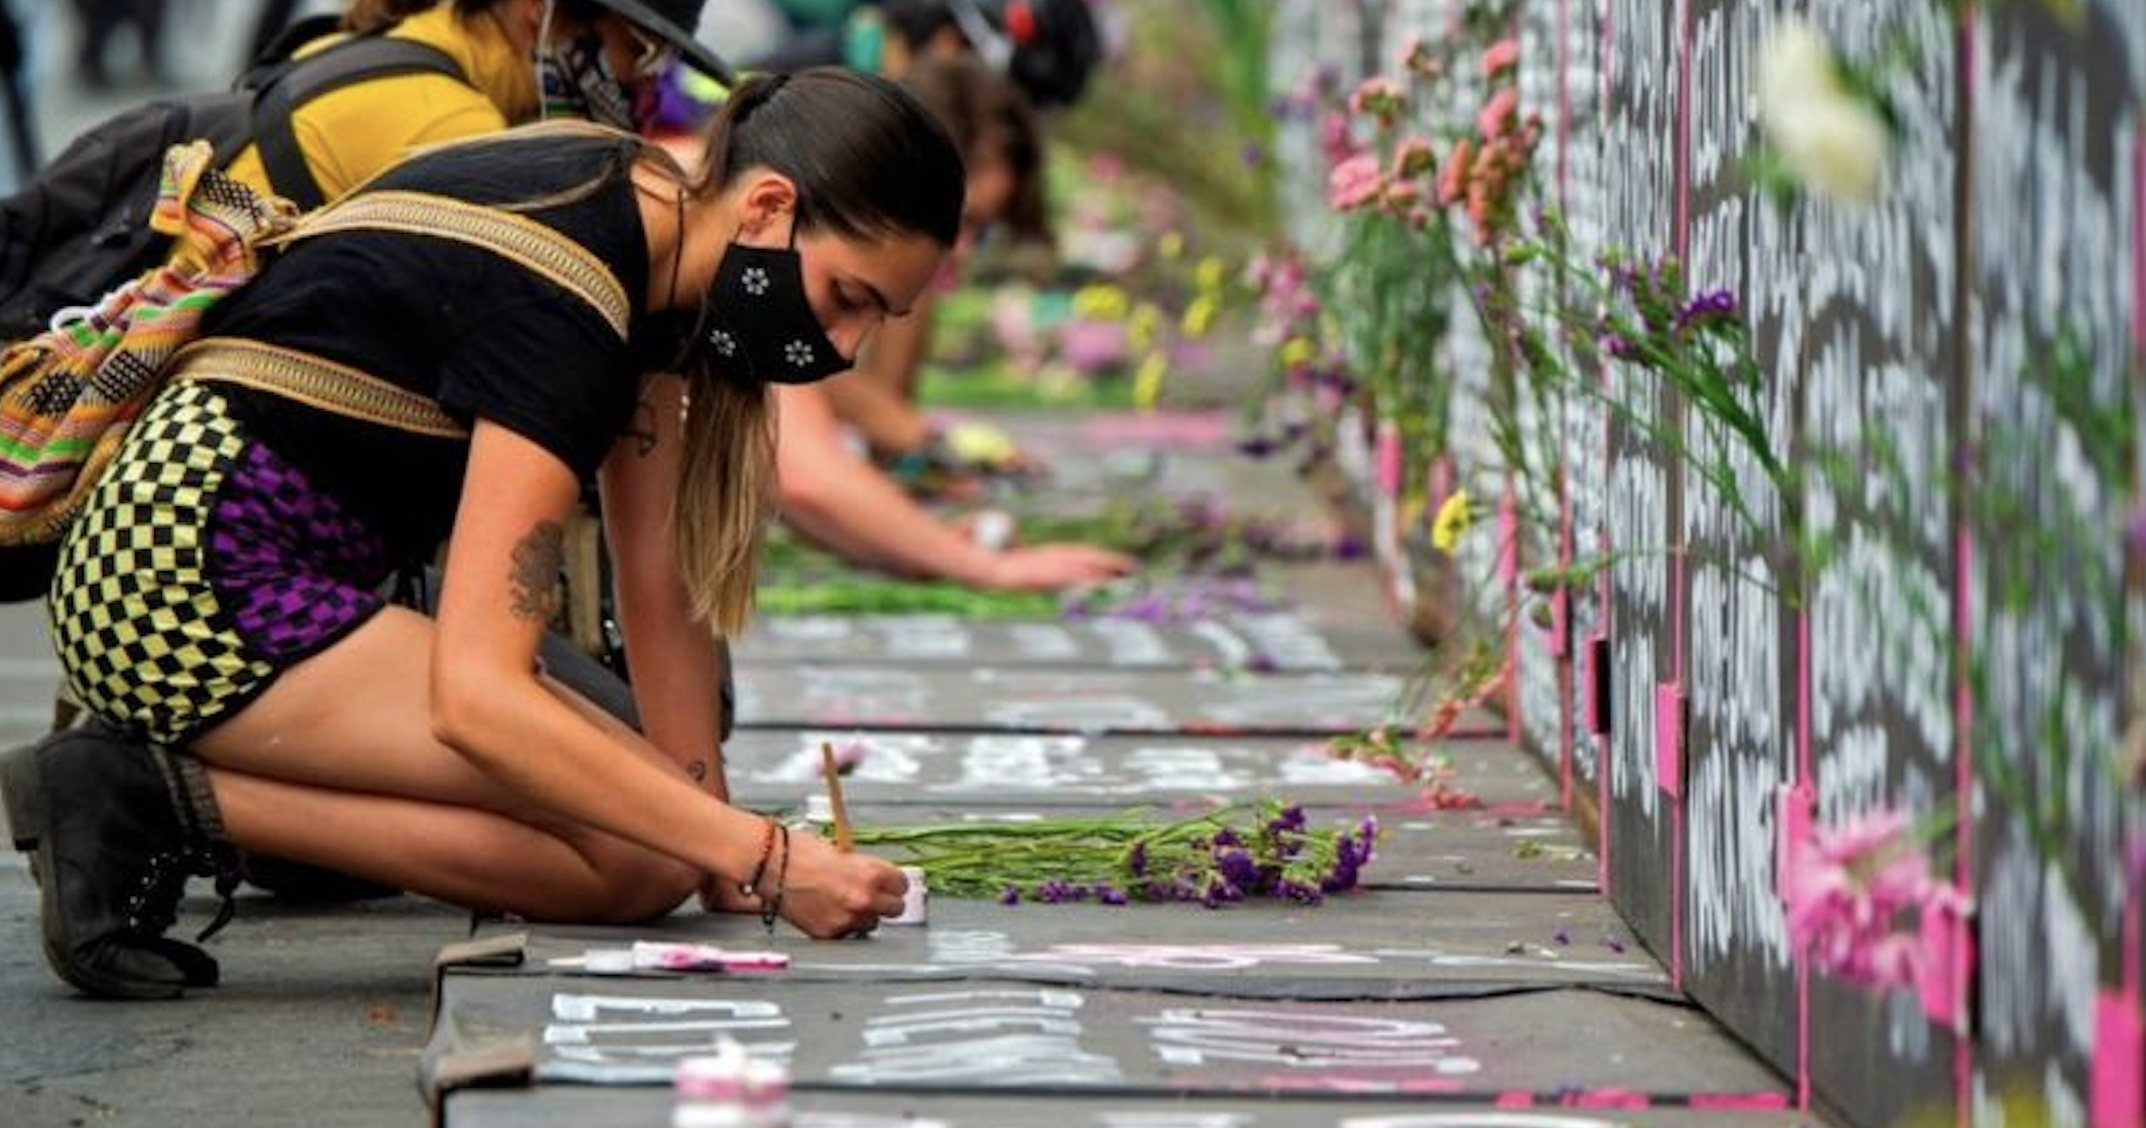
[48, 383, 271, 744]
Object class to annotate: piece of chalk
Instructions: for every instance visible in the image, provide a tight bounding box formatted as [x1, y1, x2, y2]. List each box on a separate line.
[884, 865, 928, 925]
[582, 947, 635, 973]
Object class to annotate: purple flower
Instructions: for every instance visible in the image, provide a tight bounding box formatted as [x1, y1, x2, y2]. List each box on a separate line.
[999, 885, 1021, 905]
[1331, 531, 1367, 560]
[1604, 936, 1628, 954]
[1553, 928, 1572, 946]
[1268, 805, 1308, 835]
[1125, 841, 1149, 876]
[1035, 879, 1074, 904]
[1597, 331, 1642, 362]
[1212, 829, 1242, 848]
[1215, 848, 1261, 891]
[1673, 288, 1739, 334]
[1095, 883, 1128, 906]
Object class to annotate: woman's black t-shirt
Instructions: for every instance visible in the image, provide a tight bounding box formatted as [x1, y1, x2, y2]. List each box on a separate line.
[202, 131, 678, 562]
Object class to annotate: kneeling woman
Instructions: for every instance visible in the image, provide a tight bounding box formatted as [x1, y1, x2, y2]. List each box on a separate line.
[5, 69, 956, 998]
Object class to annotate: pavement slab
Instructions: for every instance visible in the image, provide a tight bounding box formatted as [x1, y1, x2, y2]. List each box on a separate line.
[423, 973, 1774, 1100]
[724, 729, 1552, 808]
[1, 861, 459, 1127]
[448, 1087, 1830, 1128]
[733, 666, 1499, 737]
[469, 890, 1663, 996]
[736, 608, 1420, 673]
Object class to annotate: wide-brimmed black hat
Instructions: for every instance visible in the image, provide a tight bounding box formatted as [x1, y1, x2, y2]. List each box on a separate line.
[589, 0, 736, 84]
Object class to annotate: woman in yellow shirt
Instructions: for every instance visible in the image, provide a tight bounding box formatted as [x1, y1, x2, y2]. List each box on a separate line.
[229, 0, 733, 206]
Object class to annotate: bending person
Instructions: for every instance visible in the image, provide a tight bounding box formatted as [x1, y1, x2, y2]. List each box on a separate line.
[768, 57, 1131, 590]
[3, 70, 953, 999]
[819, 53, 1047, 487]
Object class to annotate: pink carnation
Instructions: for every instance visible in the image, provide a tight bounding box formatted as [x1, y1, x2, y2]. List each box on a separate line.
[1328, 153, 1386, 211]
[1348, 76, 1406, 120]
[1436, 138, 1473, 205]
[1478, 87, 1520, 141]
[1782, 808, 1969, 993]
[1390, 136, 1436, 179]
[1481, 39, 1520, 78]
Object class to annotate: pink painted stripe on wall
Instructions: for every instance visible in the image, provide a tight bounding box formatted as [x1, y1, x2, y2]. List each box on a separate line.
[1952, 14, 1978, 1126]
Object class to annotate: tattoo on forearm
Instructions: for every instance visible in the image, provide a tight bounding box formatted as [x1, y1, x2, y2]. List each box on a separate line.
[628, 398, 659, 457]
[507, 521, 565, 624]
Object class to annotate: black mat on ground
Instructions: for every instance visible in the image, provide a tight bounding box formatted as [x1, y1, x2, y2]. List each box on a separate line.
[733, 666, 1500, 737]
[721, 801, 1594, 894]
[449, 1087, 1828, 1127]
[725, 729, 1553, 808]
[423, 974, 1782, 1098]
[736, 610, 1421, 672]
[470, 890, 1661, 997]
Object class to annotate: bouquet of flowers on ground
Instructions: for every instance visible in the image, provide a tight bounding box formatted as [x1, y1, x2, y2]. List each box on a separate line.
[845, 800, 1378, 909]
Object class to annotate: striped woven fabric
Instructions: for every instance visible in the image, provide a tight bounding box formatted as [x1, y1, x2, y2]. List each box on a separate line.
[0, 141, 294, 546]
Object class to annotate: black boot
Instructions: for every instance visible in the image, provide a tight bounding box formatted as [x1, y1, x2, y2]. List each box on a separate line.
[1, 727, 239, 999]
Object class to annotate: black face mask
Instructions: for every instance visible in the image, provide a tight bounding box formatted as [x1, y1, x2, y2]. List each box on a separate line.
[689, 224, 852, 385]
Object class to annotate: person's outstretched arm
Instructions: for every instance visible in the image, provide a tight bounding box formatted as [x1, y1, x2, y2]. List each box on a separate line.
[820, 301, 937, 459]
[774, 382, 1134, 591]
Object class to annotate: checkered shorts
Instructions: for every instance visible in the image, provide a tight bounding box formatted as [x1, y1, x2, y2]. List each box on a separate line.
[49, 382, 393, 744]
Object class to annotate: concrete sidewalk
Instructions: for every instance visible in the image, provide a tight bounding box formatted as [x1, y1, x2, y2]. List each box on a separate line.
[0, 410, 1831, 1126]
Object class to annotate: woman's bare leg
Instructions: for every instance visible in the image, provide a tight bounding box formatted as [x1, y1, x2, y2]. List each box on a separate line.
[190, 606, 699, 923]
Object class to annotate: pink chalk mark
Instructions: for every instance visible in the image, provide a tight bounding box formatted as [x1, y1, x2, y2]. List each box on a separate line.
[1792, 609, 1815, 1108]
[1654, 682, 1683, 798]
[1076, 409, 1231, 448]
[2092, 988, 2145, 1128]
[1916, 899, 1973, 1030]
[1494, 1091, 1536, 1108]
[1496, 490, 1520, 584]
[1571, 1089, 1651, 1109]
[1777, 782, 1814, 903]
[1690, 1092, 1793, 1110]
[1952, 494, 1978, 1119]
[1374, 421, 1403, 497]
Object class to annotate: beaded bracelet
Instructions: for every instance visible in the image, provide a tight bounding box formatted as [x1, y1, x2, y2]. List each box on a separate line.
[759, 824, 791, 933]
[739, 816, 778, 898]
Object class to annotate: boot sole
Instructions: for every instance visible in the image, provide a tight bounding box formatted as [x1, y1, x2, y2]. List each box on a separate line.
[1, 741, 186, 999]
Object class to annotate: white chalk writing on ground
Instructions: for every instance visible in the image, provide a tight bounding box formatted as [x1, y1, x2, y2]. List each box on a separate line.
[1138, 1008, 1479, 1073]
[828, 988, 1122, 1085]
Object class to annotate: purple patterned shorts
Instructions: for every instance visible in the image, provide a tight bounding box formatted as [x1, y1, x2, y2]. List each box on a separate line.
[50, 383, 396, 744]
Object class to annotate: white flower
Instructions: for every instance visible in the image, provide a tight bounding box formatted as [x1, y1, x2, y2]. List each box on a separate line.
[741, 266, 770, 296]
[783, 339, 813, 368]
[707, 327, 737, 356]
[1757, 19, 1889, 204]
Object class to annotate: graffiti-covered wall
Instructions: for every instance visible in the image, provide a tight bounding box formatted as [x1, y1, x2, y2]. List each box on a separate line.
[1267, 1, 2144, 1124]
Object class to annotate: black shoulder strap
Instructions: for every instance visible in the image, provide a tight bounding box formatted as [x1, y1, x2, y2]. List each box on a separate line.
[251, 37, 469, 213]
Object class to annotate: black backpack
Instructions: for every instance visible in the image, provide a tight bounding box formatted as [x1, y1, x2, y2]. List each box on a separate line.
[0, 30, 467, 344]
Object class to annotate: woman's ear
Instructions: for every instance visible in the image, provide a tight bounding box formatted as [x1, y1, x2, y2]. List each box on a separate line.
[736, 173, 800, 240]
